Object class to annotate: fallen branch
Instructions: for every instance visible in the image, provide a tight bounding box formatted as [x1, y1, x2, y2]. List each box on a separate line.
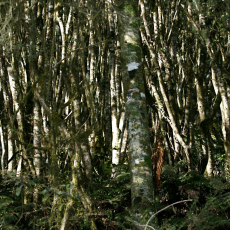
[144, 199, 193, 230]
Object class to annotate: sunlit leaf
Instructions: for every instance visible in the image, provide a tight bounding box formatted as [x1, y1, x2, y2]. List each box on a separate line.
[42, 193, 51, 202]
[16, 185, 22, 196]
[41, 189, 48, 195]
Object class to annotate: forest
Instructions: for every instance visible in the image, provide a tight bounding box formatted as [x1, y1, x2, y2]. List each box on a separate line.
[0, 0, 230, 229]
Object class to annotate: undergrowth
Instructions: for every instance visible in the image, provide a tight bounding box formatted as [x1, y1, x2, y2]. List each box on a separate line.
[1, 166, 230, 230]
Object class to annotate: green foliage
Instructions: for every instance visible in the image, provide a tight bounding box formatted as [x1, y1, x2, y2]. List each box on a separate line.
[3, 173, 35, 197]
[184, 179, 230, 230]
[1, 166, 230, 230]
[130, 19, 138, 29]
[160, 165, 180, 202]
[179, 170, 208, 187]
[124, 2, 135, 17]
[0, 195, 20, 230]
[115, 172, 130, 181]
[155, 165, 230, 230]
[0, 174, 25, 229]
[126, 43, 141, 62]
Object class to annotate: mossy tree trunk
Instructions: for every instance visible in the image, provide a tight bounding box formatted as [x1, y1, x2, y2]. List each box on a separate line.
[126, 64, 154, 222]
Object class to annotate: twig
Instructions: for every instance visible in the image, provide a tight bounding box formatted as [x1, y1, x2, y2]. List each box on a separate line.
[75, 116, 90, 137]
[144, 199, 193, 230]
[64, 111, 73, 120]
[133, 221, 144, 230]
[140, 224, 156, 230]
[166, 132, 175, 152]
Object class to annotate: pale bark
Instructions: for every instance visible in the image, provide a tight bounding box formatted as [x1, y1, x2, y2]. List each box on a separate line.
[196, 45, 214, 176]
[139, 2, 191, 170]
[0, 120, 6, 172]
[126, 64, 153, 220]
[6, 67, 19, 172]
[182, 1, 230, 177]
[7, 128, 14, 172]
[107, 0, 120, 166]
[33, 99, 41, 202]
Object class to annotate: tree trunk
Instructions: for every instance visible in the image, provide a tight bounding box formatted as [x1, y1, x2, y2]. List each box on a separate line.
[126, 64, 154, 221]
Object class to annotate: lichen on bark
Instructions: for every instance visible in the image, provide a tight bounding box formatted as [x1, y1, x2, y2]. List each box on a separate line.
[126, 65, 154, 221]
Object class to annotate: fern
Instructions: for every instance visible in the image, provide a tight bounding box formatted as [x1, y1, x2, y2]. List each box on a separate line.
[0, 195, 14, 209]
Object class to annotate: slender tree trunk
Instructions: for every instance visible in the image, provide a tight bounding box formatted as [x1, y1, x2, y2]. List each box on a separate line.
[33, 99, 41, 202]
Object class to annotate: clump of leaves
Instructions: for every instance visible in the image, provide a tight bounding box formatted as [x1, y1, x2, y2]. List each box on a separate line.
[185, 177, 230, 230]
[160, 165, 180, 202]
[0, 195, 20, 230]
[157, 165, 230, 230]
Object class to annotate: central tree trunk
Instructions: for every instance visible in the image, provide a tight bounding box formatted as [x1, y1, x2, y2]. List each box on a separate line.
[126, 63, 154, 222]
